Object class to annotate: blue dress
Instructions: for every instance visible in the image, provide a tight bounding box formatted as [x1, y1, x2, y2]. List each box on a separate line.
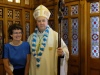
[3, 41, 30, 69]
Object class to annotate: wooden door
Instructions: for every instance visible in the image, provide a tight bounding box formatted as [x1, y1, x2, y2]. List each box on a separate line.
[87, 1, 100, 75]
[61, 1, 81, 75]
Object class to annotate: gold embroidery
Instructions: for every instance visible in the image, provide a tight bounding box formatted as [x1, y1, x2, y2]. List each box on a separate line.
[36, 35, 43, 54]
[49, 47, 52, 50]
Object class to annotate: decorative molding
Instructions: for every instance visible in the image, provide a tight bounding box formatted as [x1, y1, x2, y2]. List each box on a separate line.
[87, 0, 99, 2]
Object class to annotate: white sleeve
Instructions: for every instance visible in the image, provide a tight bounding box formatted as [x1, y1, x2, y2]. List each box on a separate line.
[60, 39, 69, 75]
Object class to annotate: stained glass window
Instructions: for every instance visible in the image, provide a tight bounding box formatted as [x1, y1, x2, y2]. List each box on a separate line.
[89, 2, 100, 58]
[15, 10, 20, 19]
[71, 18, 78, 55]
[8, 9, 13, 19]
[90, 16, 99, 58]
[25, 11, 30, 20]
[63, 6, 68, 16]
[71, 5, 78, 15]
[49, 9, 54, 18]
[62, 19, 68, 45]
[8, 21, 13, 27]
[90, 2, 99, 13]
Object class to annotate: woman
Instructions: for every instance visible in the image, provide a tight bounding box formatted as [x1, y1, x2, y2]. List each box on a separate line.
[3, 23, 30, 75]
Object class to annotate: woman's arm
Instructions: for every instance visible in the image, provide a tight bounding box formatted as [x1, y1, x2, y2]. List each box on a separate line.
[24, 54, 31, 75]
[3, 59, 13, 75]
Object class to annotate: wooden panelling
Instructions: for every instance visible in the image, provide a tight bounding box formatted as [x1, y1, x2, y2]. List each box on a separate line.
[69, 66, 80, 75]
[90, 69, 100, 75]
[0, 0, 33, 75]
[0, 59, 5, 75]
[87, 0, 99, 2]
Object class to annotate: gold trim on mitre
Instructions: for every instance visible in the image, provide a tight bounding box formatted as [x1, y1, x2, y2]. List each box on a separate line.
[33, 5, 51, 19]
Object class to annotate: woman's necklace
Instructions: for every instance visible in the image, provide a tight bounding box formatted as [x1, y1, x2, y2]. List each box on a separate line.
[10, 41, 22, 46]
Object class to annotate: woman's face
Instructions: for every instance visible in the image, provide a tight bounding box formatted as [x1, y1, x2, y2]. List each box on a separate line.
[36, 16, 48, 32]
[11, 29, 22, 41]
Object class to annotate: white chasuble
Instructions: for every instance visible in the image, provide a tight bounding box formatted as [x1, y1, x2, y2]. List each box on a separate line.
[28, 28, 69, 75]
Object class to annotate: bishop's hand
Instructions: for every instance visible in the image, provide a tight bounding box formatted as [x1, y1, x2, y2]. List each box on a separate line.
[57, 47, 64, 56]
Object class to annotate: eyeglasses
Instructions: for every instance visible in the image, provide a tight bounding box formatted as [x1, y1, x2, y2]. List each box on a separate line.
[13, 32, 23, 34]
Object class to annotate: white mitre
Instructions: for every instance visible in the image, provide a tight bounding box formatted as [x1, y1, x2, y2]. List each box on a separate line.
[33, 5, 51, 19]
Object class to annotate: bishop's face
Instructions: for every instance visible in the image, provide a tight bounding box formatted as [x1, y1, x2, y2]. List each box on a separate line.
[36, 16, 48, 32]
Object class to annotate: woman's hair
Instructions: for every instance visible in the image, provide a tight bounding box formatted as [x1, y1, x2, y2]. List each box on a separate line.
[8, 23, 23, 39]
